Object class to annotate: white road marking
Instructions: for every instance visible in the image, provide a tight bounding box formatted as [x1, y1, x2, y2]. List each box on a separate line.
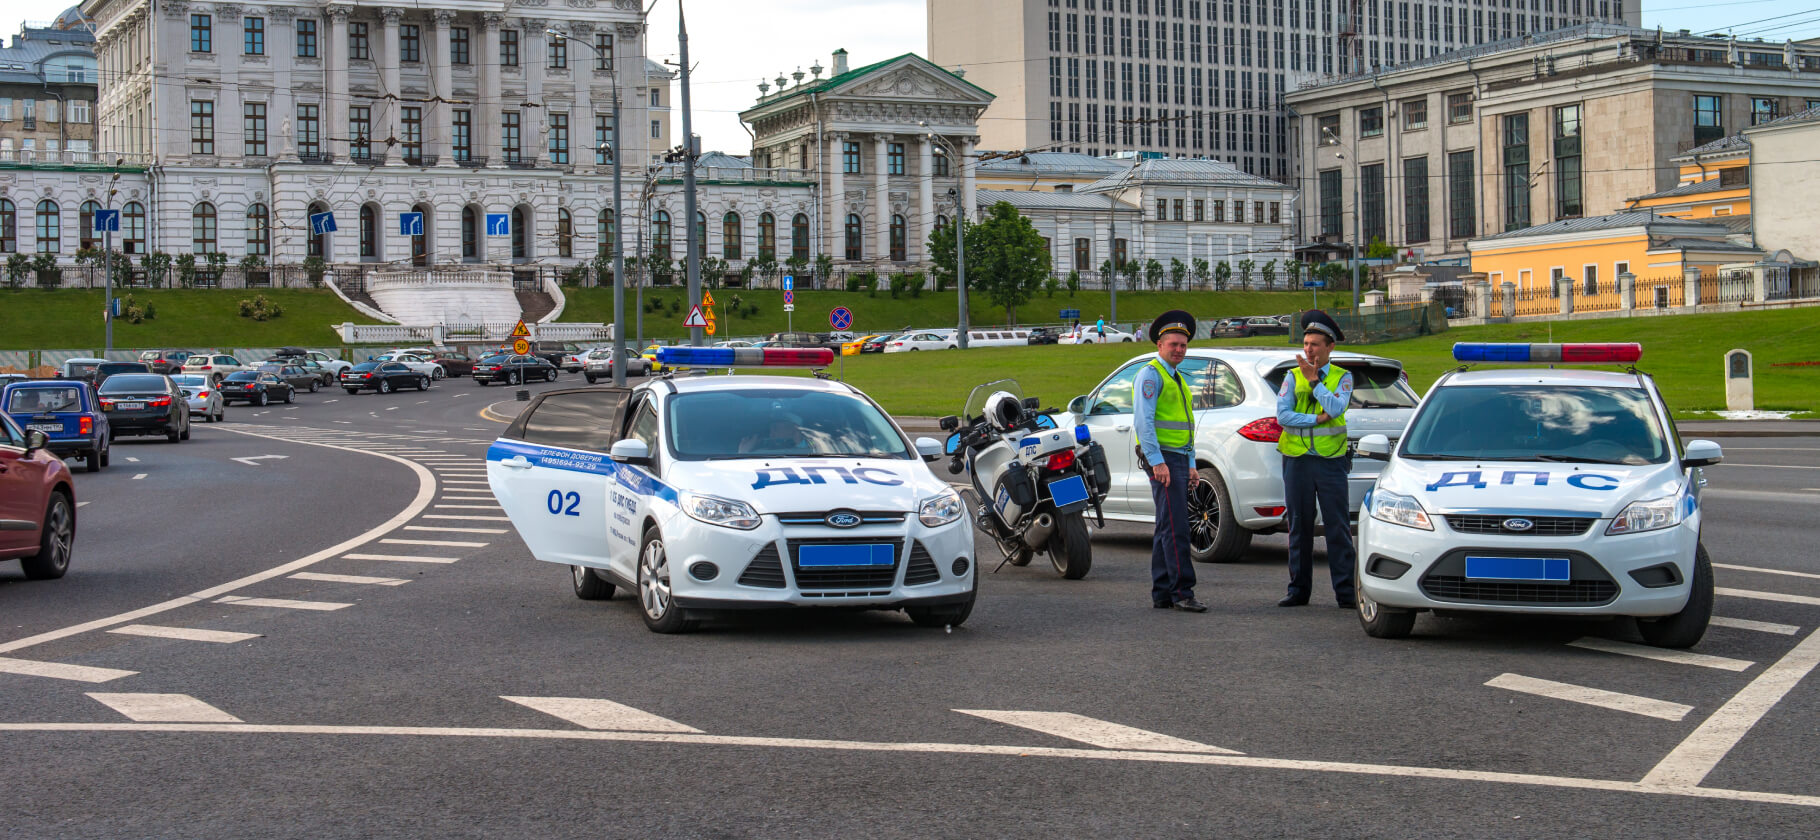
[417, 400, 429, 404]
[291, 572, 410, 586]
[108, 624, 261, 644]
[422, 514, 510, 522]
[215, 596, 353, 611]
[443, 479, 491, 485]
[324, 399, 338, 403]
[342, 553, 459, 564]
[955, 710, 1242, 754]
[385, 406, 399, 411]
[1713, 463, 1820, 470]
[88, 693, 241, 723]
[132, 473, 146, 480]
[1709, 616, 1801, 635]
[380, 538, 488, 548]
[1484, 674, 1692, 722]
[0, 657, 137, 682]
[501, 696, 704, 732]
[76, 501, 90, 508]
[1715, 562, 1820, 581]
[1643, 628, 1820, 788]
[403, 525, 508, 534]
[231, 454, 288, 467]
[1567, 638, 1753, 672]
[1718, 587, 1820, 607]
[434, 504, 501, 510]
[126, 457, 140, 463]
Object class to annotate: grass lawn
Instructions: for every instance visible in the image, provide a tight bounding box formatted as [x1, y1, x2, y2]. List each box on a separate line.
[558, 286, 1321, 339]
[0, 288, 379, 350]
[700, 307, 1820, 418]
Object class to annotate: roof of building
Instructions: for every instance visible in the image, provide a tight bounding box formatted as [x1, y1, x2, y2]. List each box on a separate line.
[748, 52, 991, 110]
[644, 58, 674, 80]
[1077, 157, 1285, 193]
[1629, 178, 1731, 203]
[0, 21, 96, 85]
[1653, 237, 1762, 254]
[1710, 215, 1755, 235]
[1679, 134, 1750, 157]
[975, 189, 1139, 212]
[1746, 104, 1820, 133]
[654, 151, 754, 176]
[1472, 210, 1736, 244]
[977, 152, 1130, 179]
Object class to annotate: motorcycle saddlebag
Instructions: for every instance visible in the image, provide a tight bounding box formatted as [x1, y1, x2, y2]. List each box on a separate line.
[999, 464, 1037, 509]
[1081, 442, 1112, 493]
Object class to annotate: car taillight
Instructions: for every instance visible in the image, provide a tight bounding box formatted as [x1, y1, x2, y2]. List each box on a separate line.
[200, 365, 212, 370]
[80, 417, 93, 435]
[148, 396, 172, 407]
[489, 366, 501, 371]
[1237, 417, 1283, 443]
[1254, 506, 1287, 517]
[100, 400, 113, 409]
[1044, 450, 1076, 470]
[363, 373, 374, 378]
[198, 390, 210, 397]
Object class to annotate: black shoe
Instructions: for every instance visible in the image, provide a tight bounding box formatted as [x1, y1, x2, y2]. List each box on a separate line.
[1277, 595, 1309, 607]
[1336, 598, 1357, 609]
[1153, 601, 1173, 609]
[1172, 598, 1209, 613]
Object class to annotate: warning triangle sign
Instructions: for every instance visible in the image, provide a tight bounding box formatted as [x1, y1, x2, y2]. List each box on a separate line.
[683, 305, 709, 327]
[701, 290, 716, 307]
[509, 319, 532, 338]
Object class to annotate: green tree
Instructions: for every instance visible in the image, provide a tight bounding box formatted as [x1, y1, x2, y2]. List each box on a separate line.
[1143, 258, 1164, 290]
[5, 253, 29, 287]
[1261, 259, 1278, 289]
[174, 253, 198, 288]
[959, 200, 1051, 324]
[813, 253, 835, 288]
[926, 217, 966, 293]
[1121, 260, 1141, 291]
[1168, 258, 1187, 291]
[1366, 236, 1397, 260]
[1191, 258, 1210, 290]
[1065, 269, 1080, 296]
[1237, 258, 1256, 290]
[1043, 276, 1060, 298]
[1213, 260, 1232, 291]
[1284, 260, 1305, 287]
[783, 254, 808, 288]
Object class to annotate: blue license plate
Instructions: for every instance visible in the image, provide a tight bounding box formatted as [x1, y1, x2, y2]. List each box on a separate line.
[1465, 556, 1570, 582]
[797, 544, 896, 567]
[1048, 475, 1089, 507]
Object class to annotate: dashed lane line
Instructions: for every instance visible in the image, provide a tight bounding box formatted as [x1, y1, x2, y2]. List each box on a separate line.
[403, 525, 508, 534]
[290, 572, 411, 587]
[380, 538, 489, 548]
[0, 657, 137, 683]
[1715, 562, 1820, 581]
[1719, 588, 1820, 607]
[108, 625, 261, 644]
[1567, 638, 1754, 672]
[216, 596, 354, 611]
[956, 710, 1242, 754]
[1709, 616, 1801, 635]
[1643, 627, 1820, 788]
[87, 693, 242, 723]
[125, 457, 139, 463]
[341, 553, 459, 564]
[132, 473, 146, 480]
[422, 514, 509, 522]
[434, 504, 501, 510]
[1485, 674, 1693, 722]
[503, 696, 704, 733]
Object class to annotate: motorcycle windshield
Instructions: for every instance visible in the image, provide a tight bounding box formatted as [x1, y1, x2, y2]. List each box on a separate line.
[963, 379, 1024, 426]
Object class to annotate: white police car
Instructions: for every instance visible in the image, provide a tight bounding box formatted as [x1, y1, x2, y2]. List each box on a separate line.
[486, 346, 975, 633]
[1353, 343, 1722, 648]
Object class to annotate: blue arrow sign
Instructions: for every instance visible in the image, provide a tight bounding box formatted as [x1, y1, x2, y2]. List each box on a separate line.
[93, 208, 120, 233]
[486, 213, 511, 236]
[829, 306, 853, 331]
[309, 211, 338, 235]
[782, 275, 794, 291]
[1302, 280, 1326, 289]
[400, 212, 424, 237]
[1059, 308, 1081, 320]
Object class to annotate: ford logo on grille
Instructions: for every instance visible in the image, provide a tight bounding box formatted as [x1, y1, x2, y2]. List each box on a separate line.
[825, 511, 863, 528]
[1502, 518, 1535, 532]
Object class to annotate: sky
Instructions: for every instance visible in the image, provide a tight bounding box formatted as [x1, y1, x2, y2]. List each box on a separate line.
[11, 1, 1815, 154]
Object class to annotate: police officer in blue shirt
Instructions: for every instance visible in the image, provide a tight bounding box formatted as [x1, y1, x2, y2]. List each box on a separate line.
[1275, 310, 1357, 608]
[1135, 310, 1208, 613]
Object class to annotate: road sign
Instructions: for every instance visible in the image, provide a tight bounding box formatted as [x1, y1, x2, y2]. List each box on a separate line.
[1059, 308, 1081, 320]
[309, 211, 338, 235]
[783, 289, 794, 305]
[683, 305, 708, 328]
[512, 338, 531, 355]
[93, 209, 120, 233]
[509, 319, 532, 338]
[400, 212, 424, 237]
[702, 290, 715, 307]
[783, 304, 795, 312]
[1302, 280, 1326, 289]
[783, 276, 794, 291]
[829, 306, 853, 331]
[486, 213, 511, 236]
[705, 319, 717, 336]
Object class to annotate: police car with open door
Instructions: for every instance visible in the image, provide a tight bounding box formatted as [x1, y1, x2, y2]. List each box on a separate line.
[486, 346, 976, 633]
[1352, 343, 1722, 648]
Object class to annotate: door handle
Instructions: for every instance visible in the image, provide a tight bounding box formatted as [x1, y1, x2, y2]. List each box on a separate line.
[1115, 425, 1131, 433]
[499, 456, 532, 470]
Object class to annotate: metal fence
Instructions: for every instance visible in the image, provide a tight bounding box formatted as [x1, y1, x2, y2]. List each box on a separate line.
[15, 265, 332, 290]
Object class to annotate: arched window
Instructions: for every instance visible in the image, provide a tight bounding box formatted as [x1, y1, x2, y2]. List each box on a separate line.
[758, 212, 775, 262]
[694, 211, 707, 260]
[245, 203, 270, 257]
[461, 206, 480, 261]
[889, 214, 906, 261]
[122, 201, 146, 255]
[35, 200, 60, 253]
[844, 213, 862, 261]
[511, 205, 530, 261]
[307, 201, 329, 259]
[597, 209, 615, 257]
[722, 211, 741, 260]
[791, 213, 808, 261]
[192, 202, 218, 255]
[411, 203, 432, 266]
[359, 204, 379, 260]
[0, 198, 16, 253]
[79, 200, 101, 251]
[653, 210, 671, 259]
[556, 207, 574, 258]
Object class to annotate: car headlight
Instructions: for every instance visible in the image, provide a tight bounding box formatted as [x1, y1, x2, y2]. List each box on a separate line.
[918, 488, 965, 527]
[1368, 489, 1433, 531]
[681, 492, 761, 530]
[1606, 494, 1682, 535]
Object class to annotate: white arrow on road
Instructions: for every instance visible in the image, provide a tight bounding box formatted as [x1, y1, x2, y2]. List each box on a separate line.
[231, 454, 290, 467]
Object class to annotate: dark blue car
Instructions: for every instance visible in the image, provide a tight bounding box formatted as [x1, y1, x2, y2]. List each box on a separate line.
[2, 380, 111, 472]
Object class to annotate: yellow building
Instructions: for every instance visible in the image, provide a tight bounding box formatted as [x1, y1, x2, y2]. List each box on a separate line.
[1624, 135, 1752, 221]
[1467, 211, 1763, 308]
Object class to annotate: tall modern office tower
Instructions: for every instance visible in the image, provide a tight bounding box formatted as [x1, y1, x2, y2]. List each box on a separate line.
[930, 0, 1639, 181]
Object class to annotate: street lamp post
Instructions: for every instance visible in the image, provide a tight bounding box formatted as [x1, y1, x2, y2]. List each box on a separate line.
[921, 125, 969, 349]
[548, 27, 628, 386]
[677, 2, 703, 347]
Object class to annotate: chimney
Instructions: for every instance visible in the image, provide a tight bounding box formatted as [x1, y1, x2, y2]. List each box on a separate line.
[832, 48, 848, 76]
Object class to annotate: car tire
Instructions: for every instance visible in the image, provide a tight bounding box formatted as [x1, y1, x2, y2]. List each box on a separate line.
[211, 373, 223, 386]
[636, 527, 697, 634]
[508, 371, 521, 386]
[99, 443, 110, 467]
[308, 380, 319, 393]
[547, 369, 558, 381]
[906, 570, 977, 628]
[344, 388, 360, 395]
[20, 491, 74, 580]
[283, 390, 294, 404]
[379, 379, 393, 394]
[418, 376, 430, 391]
[214, 408, 224, 422]
[1636, 544, 1714, 649]
[1188, 466, 1252, 563]
[585, 374, 598, 384]
[572, 565, 616, 600]
[1047, 510, 1093, 580]
[84, 448, 100, 473]
[256, 391, 269, 407]
[432, 366, 446, 380]
[180, 419, 191, 441]
[1357, 551, 1417, 639]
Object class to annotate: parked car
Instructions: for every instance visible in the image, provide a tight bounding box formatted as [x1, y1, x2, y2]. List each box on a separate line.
[1210, 318, 1247, 338]
[957, 328, 1037, 347]
[531, 341, 585, 369]
[712, 340, 757, 349]
[0, 373, 28, 387]
[426, 350, 477, 377]
[474, 354, 559, 385]
[59, 357, 107, 383]
[94, 361, 153, 385]
[0, 414, 76, 579]
[641, 344, 688, 373]
[1214, 316, 1291, 339]
[840, 334, 882, 356]
[1026, 327, 1062, 345]
[766, 331, 829, 349]
[272, 348, 352, 377]
[258, 363, 322, 393]
[171, 374, 225, 422]
[265, 356, 337, 386]
[220, 370, 295, 405]
[860, 334, 895, 353]
[2, 380, 110, 472]
[885, 330, 959, 352]
[582, 347, 650, 382]
[342, 361, 432, 394]
[137, 349, 193, 375]
[97, 374, 191, 442]
[1059, 325, 1137, 344]
[181, 352, 251, 384]
[372, 353, 446, 380]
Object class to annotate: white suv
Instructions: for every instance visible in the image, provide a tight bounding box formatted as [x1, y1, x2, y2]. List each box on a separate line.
[180, 352, 251, 384]
[1059, 348, 1419, 562]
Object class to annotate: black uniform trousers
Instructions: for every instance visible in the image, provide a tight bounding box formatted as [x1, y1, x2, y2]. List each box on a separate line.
[1282, 453, 1355, 603]
[1149, 450, 1197, 606]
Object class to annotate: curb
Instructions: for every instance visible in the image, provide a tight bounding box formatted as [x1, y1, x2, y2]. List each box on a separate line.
[479, 400, 523, 424]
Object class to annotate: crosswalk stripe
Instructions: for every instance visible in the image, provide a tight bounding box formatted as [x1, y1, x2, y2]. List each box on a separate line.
[87, 693, 242, 723]
[403, 525, 508, 534]
[442, 480, 491, 485]
[1718, 587, 1820, 607]
[953, 710, 1242, 754]
[1486, 674, 1693, 721]
[291, 572, 411, 586]
[422, 514, 510, 521]
[434, 504, 502, 509]
[0, 657, 137, 683]
[501, 696, 703, 732]
[342, 553, 459, 564]
[381, 538, 489, 548]
[1568, 637, 1753, 672]
[108, 624, 262, 643]
[215, 595, 353, 611]
[1715, 563, 1820, 581]
[1709, 616, 1801, 635]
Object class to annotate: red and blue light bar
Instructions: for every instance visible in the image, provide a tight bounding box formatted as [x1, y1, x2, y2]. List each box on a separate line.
[654, 347, 837, 368]
[1452, 342, 1642, 364]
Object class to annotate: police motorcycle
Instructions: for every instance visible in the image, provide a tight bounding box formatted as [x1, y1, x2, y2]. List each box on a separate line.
[941, 379, 1111, 579]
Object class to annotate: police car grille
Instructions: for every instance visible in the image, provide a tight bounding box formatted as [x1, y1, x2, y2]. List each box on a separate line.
[1419, 576, 1618, 605]
[775, 511, 907, 527]
[736, 545, 787, 588]
[1445, 515, 1595, 536]
[903, 541, 941, 586]
[789, 539, 903, 589]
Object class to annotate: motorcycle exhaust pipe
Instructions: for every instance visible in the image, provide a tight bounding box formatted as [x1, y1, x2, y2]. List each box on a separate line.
[1022, 513, 1056, 549]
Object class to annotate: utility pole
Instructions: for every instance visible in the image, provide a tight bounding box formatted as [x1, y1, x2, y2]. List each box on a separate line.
[677, 1, 703, 346]
[552, 25, 629, 385]
[954, 193, 968, 349]
[104, 172, 118, 353]
[1107, 188, 1118, 325]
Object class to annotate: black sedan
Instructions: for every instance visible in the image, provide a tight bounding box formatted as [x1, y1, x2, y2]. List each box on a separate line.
[220, 371, 295, 405]
[1025, 327, 1062, 346]
[94, 361, 153, 385]
[258, 363, 323, 393]
[473, 354, 559, 386]
[861, 334, 895, 353]
[97, 374, 191, 442]
[137, 349, 193, 375]
[342, 361, 432, 394]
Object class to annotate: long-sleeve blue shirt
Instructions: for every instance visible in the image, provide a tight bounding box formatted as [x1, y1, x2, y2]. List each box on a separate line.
[1135, 359, 1195, 467]
[1276, 363, 1353, 428]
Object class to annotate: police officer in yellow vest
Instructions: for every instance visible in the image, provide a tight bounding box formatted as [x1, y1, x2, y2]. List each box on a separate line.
[1135, 310, 1208, 612]
[1275, 310, 1357, 608]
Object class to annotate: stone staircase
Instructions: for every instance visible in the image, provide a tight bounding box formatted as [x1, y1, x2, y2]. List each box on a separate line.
[515, 289, 557, 322]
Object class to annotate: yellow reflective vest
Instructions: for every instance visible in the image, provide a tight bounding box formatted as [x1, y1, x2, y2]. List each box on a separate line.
[1148, 358, 1194, 449]
[1278, 365, 1348, 458]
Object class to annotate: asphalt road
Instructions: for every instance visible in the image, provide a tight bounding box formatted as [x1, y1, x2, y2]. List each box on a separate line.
[3, 373, 1818, 838]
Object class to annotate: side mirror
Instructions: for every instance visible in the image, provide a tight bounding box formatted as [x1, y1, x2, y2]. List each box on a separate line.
[938, 414, 960, 432]
[1067, 395, 1088, 416]
[25, 429, 48, 452]
[1022, 396, 1041, 410]
[1355, 433, 1392, 460]
[944, 432, 962, 456]
[914, 437, 944, 462]
[609, 439, 652, 465]
[1682, 439, 1723, 469]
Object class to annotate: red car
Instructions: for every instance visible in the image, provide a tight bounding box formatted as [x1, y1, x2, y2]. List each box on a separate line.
[0, 414, 76, 579]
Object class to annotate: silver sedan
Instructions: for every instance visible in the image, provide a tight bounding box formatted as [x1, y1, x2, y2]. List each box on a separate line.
[171, 374, 225, 422]
[582, 347, 650, 382]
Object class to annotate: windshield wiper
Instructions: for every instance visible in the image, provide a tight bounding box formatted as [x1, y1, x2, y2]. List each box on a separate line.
[1399, 453, 1485, 461]
[1351, 399, 1407, 409]
[1532, 454, 1627, 464]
